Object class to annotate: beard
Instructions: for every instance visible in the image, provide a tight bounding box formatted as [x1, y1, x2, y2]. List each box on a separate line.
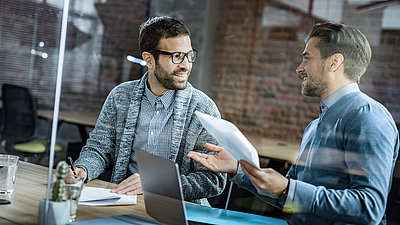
[301, 78, 327, 97]
[154, 61, 191, 90]
[301, 65, 327, 98]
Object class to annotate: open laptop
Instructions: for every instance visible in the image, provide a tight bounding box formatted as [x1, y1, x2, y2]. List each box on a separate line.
[136, 148, 198, 225]
[135, 149, 288, 225]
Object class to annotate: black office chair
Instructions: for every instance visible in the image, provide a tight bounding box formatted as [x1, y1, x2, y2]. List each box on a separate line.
[0, 83, 62, 162]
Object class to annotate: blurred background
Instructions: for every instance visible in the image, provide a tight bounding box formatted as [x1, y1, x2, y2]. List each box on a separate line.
[0, 0, 399, 223]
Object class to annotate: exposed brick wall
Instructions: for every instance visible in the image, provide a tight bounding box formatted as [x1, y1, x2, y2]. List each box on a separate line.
[1, 0, 399, 142]
[342, 2, 400, 123]
[210, 0, 400, 141]
[210, 0, 313, 141]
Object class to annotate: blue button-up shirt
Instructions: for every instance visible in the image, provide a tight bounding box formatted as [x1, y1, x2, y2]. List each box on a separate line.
[232, 83, 399, 224]
[128, 80, 175, 175]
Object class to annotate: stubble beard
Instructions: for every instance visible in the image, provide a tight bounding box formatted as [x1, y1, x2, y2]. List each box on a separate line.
[301, 65, 327, 98]
[302, 79, 325, 97]
[154, 61, 190, 90]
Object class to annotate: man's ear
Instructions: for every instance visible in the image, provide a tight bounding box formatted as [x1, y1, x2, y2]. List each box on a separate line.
[142, 51, 155, 69]
[329, 53, 344, 72]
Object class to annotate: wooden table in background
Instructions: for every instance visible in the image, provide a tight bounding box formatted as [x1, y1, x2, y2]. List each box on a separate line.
[37, 109, 99, 128]
[37, 109, 99, 142]
[0, 161, 152, 225]
[247, 135, 300, 163]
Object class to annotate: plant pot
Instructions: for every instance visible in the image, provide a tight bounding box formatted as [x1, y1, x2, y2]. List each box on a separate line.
[37, 198, 71, 225]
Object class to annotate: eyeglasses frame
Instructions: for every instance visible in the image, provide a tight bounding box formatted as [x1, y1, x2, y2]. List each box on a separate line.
[149, 49, 198, 64]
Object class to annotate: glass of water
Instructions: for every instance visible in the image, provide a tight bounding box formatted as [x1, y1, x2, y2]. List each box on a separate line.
[64, 174, 84, 222]
[0, 154, 19, 194]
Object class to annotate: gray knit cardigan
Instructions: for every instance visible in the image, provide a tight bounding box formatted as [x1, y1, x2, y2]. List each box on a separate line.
[75, 73, 227, 205]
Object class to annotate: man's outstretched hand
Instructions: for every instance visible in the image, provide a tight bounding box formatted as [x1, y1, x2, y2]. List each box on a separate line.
[187, 143, 238, 174]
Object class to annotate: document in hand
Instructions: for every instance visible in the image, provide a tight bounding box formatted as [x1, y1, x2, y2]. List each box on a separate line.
[195, 111, 260, 169]
[79, 187, 137, 206]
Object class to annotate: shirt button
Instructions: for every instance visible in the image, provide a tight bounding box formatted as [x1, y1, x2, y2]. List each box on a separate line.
[150, 131, 154, 135]
[156, 111, 159, 115]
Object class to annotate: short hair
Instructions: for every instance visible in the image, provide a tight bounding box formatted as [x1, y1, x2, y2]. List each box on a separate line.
[305, 22, 371, 82]
[139, 16, 190, 60]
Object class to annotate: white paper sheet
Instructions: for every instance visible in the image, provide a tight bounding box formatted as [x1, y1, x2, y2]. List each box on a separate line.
[78, 187, 137, 206]
[195, 111, 260, 169]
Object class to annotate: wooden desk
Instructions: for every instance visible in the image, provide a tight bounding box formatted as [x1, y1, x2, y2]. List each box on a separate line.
[37, 109, 99, 141]
[0, 162, 152, 225]
[246, 135, 300, 163]
[37, 109, 99, 127]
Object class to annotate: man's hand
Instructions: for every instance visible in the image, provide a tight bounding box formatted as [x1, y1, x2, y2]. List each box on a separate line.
[111, 173, 142, 195]
[240, 160, 288, 197]
[68, 167, 87, 182]
[187, 143, 238, 174]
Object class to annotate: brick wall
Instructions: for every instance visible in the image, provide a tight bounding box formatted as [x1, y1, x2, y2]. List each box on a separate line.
[210, 0, 400, 141]
[1, 0, 399, 142]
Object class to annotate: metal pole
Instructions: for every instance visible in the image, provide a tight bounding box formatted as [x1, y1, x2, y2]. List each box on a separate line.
[43, 0, 70, 224]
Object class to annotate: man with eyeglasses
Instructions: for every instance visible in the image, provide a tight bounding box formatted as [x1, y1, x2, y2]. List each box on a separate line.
[73, 16, 226, 206]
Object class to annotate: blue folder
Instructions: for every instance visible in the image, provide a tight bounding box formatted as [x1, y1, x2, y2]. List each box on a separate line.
[185, 203, 288, 225]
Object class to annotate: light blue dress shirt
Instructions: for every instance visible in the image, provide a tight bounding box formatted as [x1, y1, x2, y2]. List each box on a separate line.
[129, 80, 175, 175]
[232, 83, 399, 224]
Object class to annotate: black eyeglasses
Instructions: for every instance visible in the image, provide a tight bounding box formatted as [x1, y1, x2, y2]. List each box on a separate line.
[150, 49, 198, 64]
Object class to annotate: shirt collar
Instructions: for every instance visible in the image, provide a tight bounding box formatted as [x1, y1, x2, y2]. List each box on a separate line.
[145, 79, 175, 109]
[320, 83, 360, 114]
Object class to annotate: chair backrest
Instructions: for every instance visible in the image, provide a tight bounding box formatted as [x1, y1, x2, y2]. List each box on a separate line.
[1, 83, 38, 143]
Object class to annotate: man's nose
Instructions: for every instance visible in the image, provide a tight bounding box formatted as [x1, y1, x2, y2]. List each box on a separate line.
[296, 63, 304, 74]
[179, 56, 190, 69]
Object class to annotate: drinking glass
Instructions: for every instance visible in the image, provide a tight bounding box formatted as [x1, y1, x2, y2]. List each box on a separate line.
[64, 174, 84, 222]
[0, 154, 19, 194]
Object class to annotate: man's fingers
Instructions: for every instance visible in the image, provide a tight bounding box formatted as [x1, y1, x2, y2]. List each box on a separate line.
[204, 143, 224, 152]
[74, 167, 87, 181]
[115, 184, 139, 194]
[113, 181, 140, 194]
[111, 174, 141, 193]
[187, 151, 209, 159]
[68, 167, 74, 175]
[126, 188, 143, 195]
[240, 160, 262, 181]
[188, 152, 216, 171]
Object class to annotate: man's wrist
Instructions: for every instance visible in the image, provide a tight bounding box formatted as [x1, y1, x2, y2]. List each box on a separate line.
[232, 160, 239, 174]
[277, 178, 290, 208]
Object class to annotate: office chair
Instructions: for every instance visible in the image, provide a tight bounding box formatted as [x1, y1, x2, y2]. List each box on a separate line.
[0, 83, 62, 162]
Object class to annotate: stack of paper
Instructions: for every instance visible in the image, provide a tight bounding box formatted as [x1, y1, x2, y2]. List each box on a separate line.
[79, 187, 137, 206]
[195, 111, 260, 169]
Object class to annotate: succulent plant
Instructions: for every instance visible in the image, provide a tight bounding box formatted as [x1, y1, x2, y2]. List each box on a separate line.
[51, 161, 69, 201]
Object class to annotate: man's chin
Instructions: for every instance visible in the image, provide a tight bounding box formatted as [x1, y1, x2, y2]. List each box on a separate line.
[301, 87, 312, 97]
[301, 89, 319, 97]
[174, 82, 187, 90]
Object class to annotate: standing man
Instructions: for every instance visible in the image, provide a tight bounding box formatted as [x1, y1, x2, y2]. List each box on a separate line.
[73, 16, 226, 206]
[188, 22, 399, 223]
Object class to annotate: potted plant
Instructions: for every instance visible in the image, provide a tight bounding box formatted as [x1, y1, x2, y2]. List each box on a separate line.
[37, 161, 71, 225]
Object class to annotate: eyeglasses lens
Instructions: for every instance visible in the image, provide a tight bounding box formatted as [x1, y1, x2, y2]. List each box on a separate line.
[172, 51, 196, 64]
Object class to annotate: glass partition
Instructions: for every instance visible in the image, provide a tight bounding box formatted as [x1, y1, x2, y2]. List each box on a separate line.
[0, 0, 399, 223]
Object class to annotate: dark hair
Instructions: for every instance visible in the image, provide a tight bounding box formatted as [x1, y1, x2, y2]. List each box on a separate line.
[139, 16, 190, 60]
[305, 22, 371, 82]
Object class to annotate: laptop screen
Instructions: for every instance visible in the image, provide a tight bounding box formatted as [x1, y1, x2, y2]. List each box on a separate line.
[136, 149, 188, 225]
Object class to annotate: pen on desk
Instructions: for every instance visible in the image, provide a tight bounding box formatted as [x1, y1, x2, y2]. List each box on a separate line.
[67, 157, 77, 175]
